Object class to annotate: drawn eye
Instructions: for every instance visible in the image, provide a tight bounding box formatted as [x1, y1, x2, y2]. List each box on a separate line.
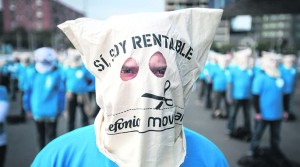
[149, 51, 167, 78]
[120, 58, 139, 81]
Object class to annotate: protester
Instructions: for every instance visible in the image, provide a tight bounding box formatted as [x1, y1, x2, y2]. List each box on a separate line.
[62, 48, 93, 131]
[0, 58, 10, 92]
[0, 84, 9, 167]
[201, 51, 218, 109]
[279, 54, 298, 121]
[227, 48, 253, 138]
[23, 47, 65, 150]
[31, 8, 228, 167]
[249, 51, 286, 156]
[17, 52, 33, 121]
[211, 53, 231, 118]
[198, 64, 207, 101]
[8, 55, 20, 101]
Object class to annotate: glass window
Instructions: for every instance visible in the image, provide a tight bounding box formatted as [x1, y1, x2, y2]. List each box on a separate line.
[271, 23, 277, 29]
[36, 11, 43, 18]
[263, 15, 269, 22]
[254, 16, 261, 22]
[279, 14, 291, 20]
[277, 31, 284, 37]
[270, 15, 279, 21]
[277, 22, 284, 29]
[36, 0, 42, 6]
[36, 21, 43, 31]
[269, 31, 276, 37]
[10, 21, 16, 29]
[9, 4, 15, 11]
[262, 31, 269, 37]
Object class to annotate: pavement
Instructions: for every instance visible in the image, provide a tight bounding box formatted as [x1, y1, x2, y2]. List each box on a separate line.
[4, 80, 300, 167]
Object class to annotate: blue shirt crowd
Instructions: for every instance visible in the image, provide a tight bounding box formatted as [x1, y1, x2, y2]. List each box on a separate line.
[0, 53, 95, 120]
[198, 55, 297, 120]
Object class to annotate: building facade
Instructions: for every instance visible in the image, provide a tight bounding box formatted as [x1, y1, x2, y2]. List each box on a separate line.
[165, 0, 208, 11]
[3, 0, 84, 32]
[223, 0, 300, 53]
[208, 0, 232, 9]
[252, 14, 300, 52]
[165, 0, 230, 44]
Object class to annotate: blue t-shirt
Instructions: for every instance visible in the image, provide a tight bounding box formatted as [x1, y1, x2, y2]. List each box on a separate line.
[279, 65, 297, 94]
[198, 62, 211, 81]
[62, 65, 93, 94]
[204, 62, 217, 83]
[8, 62, 19, 79]
[87, 73, 96, 92]
[23, 67, 65, 120]
[211, 65, 231, 91]
[252, 73, 284, 120]
[18, 63, 33, 91]
[0, 86, 8, 101]
[253, 65, 263, 76]
[32, 125, 229, 167]
[229, 66, 253, 99]
[198, 69, 205, 80]
[0, 63, 10, 76]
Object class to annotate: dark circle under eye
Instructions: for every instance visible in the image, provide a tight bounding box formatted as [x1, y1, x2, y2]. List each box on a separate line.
[149, 51, 167, 78]
[120, 58, 139, 81]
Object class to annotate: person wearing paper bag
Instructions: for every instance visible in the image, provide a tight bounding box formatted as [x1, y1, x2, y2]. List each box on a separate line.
[249, 52, 286, 157]
[227, 48, 253, 136]
[279, 54, 298, 121]
[32, 8, 228, 167]
[62, 48, 93, 131]
[23, 47, 65, 150]
[0, 85, 9, 167]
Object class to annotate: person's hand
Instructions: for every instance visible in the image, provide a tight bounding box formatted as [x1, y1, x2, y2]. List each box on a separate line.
[255, 113, 262, 121]
[283, 112, 289, 120]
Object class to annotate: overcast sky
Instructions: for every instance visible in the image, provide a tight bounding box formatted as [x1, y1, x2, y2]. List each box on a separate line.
[59, 0, 165, 19]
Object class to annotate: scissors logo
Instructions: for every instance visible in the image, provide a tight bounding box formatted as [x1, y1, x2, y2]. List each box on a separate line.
[141, 80, 173, 109]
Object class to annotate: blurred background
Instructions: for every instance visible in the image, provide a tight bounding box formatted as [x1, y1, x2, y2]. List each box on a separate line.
[0, 0, 299, 55]
[0, 0, 300, 167]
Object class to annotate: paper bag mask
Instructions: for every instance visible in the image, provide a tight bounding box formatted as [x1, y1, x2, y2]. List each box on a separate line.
[58, 8, 222, 167]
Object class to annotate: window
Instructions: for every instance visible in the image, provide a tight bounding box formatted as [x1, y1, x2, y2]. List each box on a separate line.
[36, 21, 43, 31]
[263, 15, 269, 22]
[9, 4, 15, 11]
[36, 11, 43, 18]
[36, 0, 42, 6]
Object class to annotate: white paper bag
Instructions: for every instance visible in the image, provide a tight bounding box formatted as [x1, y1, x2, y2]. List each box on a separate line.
[58, 8, 222, 167]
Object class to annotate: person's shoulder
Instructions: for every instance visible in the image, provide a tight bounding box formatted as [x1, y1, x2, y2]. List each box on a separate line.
[184, 128, 225, 155]
[183, 128, 229, 167]
[36, 124, 95, 151]
[32, 125, 111, 167]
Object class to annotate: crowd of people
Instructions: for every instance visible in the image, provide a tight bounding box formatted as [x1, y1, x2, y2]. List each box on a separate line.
[0, 47, 101, 167]
[0, 45, 298, 166]
[197, 48, 298, 163]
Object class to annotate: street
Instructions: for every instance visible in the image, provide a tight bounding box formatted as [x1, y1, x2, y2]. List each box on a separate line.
[4, 82, 300, 167]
